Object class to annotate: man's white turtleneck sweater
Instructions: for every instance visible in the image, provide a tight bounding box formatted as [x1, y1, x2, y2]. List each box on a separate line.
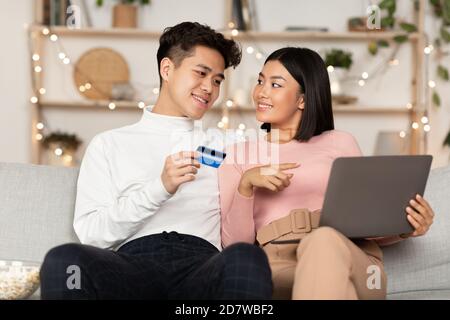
[73, 106, 226, 250]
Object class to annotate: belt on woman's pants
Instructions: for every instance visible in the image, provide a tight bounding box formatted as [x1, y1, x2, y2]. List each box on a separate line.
[256, 209, 321, 246]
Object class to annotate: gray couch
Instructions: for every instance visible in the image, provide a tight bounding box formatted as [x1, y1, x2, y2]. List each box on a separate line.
[1, 162, 449, 299]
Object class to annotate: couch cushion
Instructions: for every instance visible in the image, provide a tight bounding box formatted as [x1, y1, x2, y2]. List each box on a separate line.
[383, 165, 450, 299]
[0, 162, 80, 263]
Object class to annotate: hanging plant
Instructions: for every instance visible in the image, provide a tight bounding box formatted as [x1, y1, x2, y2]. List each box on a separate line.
[367, 0, 418, 55]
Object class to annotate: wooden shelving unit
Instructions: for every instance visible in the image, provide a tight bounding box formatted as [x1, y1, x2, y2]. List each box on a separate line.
[29, 0, 427, 164]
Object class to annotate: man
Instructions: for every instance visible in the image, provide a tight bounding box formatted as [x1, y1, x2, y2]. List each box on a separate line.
[40, 22, 272, 299]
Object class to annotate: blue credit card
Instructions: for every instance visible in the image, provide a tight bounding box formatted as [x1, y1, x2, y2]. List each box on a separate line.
[196, 146, 227, 168]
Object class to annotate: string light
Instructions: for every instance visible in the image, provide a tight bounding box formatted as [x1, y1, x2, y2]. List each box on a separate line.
[228, 22, 235, 29]
[412, 122, 419, 130]
[84, 83, 92, 90]
[39, 88, 46, 95]
[50, 34, 58, 42]
[358, 79, 365, 86]
[63, 57, 70, 64]
[231, 29, 239, 37]
[255, 52, 263, 60]
[424, 124, 431, 132]
[108, 102, 116, 110]
[54, 148, 63, 156]
[217, 121, 225, 128]
[238, 123, 246, 130]
[58, 52, 66, 60]
[79, 85, 86, 92]
[30, 96, 38, 104]
[399, 131, 406, 138]
[152, 87, 159, 95]
[138, 101, 145, 109]
[424, 45, 433, 55]
[246, 46, 254, 54]
[34, 66, 42, 73]
[389, 59, 399, 66]
[221, 116, 229, 124]
[421, 116, 429, 124]
[36, 122, 44, 130]
[226, 100, 234, 108]
[428, 80, 436, 88]
[361, 72, 369, 79]
[35, 133, 43, 141]
[327, 65, 334, 73]
[406, 103, 413, 109]
[42, 28, 50, 35]
[32, 54, 40, 61]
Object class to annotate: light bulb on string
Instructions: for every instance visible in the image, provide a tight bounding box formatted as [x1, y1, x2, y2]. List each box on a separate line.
[399, 131, 406, 138]
[412, 122, 419, 130]
[421, 116, 429, 124]
[32, 54, 40, 61]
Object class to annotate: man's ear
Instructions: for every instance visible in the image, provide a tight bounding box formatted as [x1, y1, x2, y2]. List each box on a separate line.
[160, 57, 172, 82]
[297, 94, 305, 110]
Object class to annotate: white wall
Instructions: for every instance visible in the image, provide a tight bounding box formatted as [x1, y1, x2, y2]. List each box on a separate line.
[0, 0, 33, 163]
[1, 0, 449, 167]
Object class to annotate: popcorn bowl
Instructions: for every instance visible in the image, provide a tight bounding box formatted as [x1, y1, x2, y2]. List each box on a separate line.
[0, 260, 41, 300]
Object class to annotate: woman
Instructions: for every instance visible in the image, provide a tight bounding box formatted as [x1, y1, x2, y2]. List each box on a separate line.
[218, 47, 434, 300]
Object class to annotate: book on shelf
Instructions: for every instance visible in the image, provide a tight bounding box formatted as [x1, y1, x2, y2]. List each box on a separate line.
[38, 0, 91, 27]
[285, 26, 329, 32]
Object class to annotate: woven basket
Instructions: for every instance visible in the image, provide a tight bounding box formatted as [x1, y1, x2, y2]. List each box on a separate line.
[73, 48, 130, 100]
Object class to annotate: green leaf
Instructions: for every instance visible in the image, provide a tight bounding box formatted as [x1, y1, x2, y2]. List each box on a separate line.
[400, 22, 418, 33]
[443, 0, 450, 24]
[379, 0, 394, 10]
[96, 0, 103, 6]
[393, 34, 408, 43]
[377, 40, 390, 47]
[441, 26, 450, 42]
[438, 65, 450, 80]
[444, 130, 450, 147]
[381, 16, 395, 28]
[368, 41, 378, 55]
[432, 90, 441, 107]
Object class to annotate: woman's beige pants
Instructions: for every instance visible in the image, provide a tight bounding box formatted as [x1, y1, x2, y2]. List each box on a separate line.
[260, 226, 387, 300]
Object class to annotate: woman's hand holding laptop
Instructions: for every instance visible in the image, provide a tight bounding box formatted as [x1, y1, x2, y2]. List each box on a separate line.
[401, 194, 435, 238]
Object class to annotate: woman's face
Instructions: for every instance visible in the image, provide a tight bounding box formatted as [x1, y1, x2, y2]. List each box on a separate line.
[253, 60, 304, 127]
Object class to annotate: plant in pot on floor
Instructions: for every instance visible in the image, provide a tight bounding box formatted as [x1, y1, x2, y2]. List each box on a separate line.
[96, 0, 151, 28]
[324, 49, 355, 104]
[42, 131, 82, 167]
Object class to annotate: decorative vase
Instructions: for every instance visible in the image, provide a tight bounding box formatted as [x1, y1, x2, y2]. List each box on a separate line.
[328, 67, 347, 96]
[46, 143, 77, 167]
[112, 4, 137, 28]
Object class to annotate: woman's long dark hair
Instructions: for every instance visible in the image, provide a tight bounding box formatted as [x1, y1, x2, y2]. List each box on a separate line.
[260, 47, 334, 141]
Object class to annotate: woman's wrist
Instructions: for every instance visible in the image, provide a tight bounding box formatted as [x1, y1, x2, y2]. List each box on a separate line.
[238, 176, 254, 198]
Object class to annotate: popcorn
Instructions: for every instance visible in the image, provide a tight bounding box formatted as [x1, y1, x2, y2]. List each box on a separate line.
[0, 261, 40, 300]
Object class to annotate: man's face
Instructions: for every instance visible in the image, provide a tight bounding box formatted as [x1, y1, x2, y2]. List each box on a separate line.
[163, 46, 225, 120]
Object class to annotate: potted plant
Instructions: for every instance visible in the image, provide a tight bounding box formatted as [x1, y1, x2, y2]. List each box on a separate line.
[324, 49, 353, 96]
[96, 0, 151, 28]
[42, 131, 82, 167]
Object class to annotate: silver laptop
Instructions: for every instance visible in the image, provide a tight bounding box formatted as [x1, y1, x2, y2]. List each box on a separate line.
[319, 155, 433, 239]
